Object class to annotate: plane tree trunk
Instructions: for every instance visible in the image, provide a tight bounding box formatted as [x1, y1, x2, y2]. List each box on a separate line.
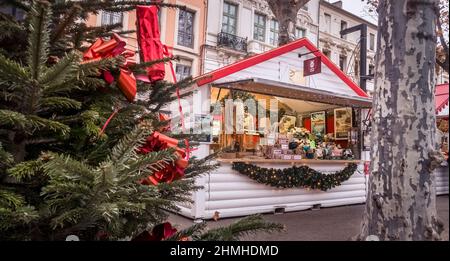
[358, 0, 445, 241]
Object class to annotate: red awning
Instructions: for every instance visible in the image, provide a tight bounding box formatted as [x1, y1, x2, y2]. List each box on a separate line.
[436, 83, 449, 114]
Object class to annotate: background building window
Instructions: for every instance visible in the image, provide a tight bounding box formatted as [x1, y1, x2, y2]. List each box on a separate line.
[369, 64, 375, 75]
[222, 2, 238, 35]
[295, 27, 306, 39]
[101, 11, 123, 26]
[339, 55, 347, 72]
[354, 59, 359, 76]
[340, 21, 347, 39]
[253, 13, 266, 42]
[175, 63, 192, 81]
[177, 9, 195, 48]
[323, 49, 331, 58]
[269, 19, 279, 46]
[324, 13, 331, 33]
[369, 33, 375, 50]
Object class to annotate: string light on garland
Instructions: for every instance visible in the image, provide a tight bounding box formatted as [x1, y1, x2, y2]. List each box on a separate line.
[231, 162, 358, 191]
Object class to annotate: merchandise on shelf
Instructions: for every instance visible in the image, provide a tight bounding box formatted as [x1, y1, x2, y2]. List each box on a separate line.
[260, 133, 353, 160]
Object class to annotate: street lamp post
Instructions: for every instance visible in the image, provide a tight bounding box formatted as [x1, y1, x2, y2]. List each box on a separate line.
[340, 24, 373, 92]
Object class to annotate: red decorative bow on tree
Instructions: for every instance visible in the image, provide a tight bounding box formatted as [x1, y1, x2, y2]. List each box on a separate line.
[83, 33, 137, 102]
[138, 132, 189, 185]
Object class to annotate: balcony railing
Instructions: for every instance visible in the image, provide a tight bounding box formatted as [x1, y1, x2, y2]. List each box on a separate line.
[217, 31, 248, 53]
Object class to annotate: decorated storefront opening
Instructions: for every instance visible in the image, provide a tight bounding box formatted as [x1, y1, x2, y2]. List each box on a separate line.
[200, 38, 371, 164]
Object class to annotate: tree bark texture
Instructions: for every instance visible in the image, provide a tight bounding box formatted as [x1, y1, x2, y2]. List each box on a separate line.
[359, 0, 444, 241]
[267, 0, 310, 46]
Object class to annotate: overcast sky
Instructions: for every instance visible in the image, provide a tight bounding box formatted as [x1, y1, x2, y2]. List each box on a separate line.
[336, 0, 378, 24]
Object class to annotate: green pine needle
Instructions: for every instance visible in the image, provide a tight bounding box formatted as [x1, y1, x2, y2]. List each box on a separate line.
[0, 109, 27, 128]
[0, 53, 30, 86]
[39, 96, 82, 111]
[7, 158, 44, 181]
[39, 52, 81, 87]
[26, 0, 51, 79]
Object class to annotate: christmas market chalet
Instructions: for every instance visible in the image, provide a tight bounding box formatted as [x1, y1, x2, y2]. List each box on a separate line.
[173, 38, 449, 220]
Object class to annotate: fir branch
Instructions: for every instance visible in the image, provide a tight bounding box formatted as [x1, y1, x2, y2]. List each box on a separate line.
[79, 56, 123, 77]
[81, 110, 101, 137]
[109, 122, 153, 164]
[0, 143, 14, 169]
[131, 56, 179, 73]
[7, 158, 44, 181]
[26, 0, 51, 80]
[42, 76, 103, 96]
[165, 222, 207, 241]
[0, 20, 24, 41]
[51, 3, 82, 43]
[101, 29, 136, 37]
[39, 52, 81, 87]
[26, 115, 71, 136]
[0, 189, 25, 209]
[118, 149, 179, 184]
[49, 207, 86, 229]
[0, 53, 30, 87]
[0, 109, 27, 128]
[195, 215, 285, 241]
[0, 205, 39, 231]
[41, 152, 95, 183]
[38, 96, 82, 112]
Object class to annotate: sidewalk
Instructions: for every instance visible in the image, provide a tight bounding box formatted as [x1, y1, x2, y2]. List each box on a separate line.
[168, 195, 449, 241]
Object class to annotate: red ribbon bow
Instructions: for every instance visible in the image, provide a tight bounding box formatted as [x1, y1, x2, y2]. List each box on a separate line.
[138, 132, 189, 185]
[83, 33, 137, 102]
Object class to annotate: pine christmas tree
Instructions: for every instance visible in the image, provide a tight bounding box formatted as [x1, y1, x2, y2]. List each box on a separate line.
[0, 0, 283, 240]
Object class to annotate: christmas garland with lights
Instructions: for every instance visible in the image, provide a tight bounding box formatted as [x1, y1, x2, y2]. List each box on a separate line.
[231, 162, 358, 191]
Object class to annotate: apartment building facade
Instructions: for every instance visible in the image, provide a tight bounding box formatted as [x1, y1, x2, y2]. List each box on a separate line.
[3, 1, 446, 88]
[201, 0, 379, 94]
[203, 0, 320, 73]
[318, 0, 377, 94]
[85, 0, 207, 82]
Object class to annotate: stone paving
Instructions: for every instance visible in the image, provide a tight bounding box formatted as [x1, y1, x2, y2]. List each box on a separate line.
[168, 195, 449, 240]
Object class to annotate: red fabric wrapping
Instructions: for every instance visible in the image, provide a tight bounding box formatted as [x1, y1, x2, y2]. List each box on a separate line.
[136, 5, 165, 83]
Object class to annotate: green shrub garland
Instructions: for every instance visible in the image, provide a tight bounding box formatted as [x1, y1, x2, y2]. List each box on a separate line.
[231, 162, 358, 191]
